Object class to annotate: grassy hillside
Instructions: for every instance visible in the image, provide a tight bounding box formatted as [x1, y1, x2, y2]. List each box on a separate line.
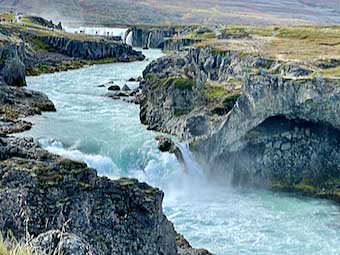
[0, 0, 340, 26]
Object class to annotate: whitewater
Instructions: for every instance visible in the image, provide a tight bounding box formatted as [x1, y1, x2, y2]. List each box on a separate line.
[20, 49, 340, 255]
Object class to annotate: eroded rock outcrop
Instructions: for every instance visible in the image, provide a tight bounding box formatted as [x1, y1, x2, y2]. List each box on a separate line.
[0, 41, 56, 134]
[192, 75, 340, 200]
[38, 35, 144, 61]
[130, 26, 178, 49]
[140, 47, 263, 138]
[0, 42, 26, 86]
[140, 46, 340, 201]
[0, 136, 178, 255]
[0, 29, 213, 255]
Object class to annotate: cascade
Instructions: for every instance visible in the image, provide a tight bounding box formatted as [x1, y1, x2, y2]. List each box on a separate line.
[64, 27, 129, 40]
[176, 143, 205, 179]
[125, 31, 133, 46]
[144, 32, 153, 49]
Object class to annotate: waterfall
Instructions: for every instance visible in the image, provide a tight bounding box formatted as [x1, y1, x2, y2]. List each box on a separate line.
[125, 31, 133, 46]
[176, 143, 205, 179]
[64, 27, 129, 40]
[144, 32, 153, 49]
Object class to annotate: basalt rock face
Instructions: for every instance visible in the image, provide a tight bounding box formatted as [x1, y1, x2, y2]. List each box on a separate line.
[0, 84, 56, 134]
[0, 33, 212, 255]
[131, 27, 177, 49]
[130, 26, 194, 49]
[0, 136, 178, 255]
[163, 38, 202, 51]
[191, 75, 340, 200]
[141, 46, 340, 201]
[0, 42, 26, 86]
[0, 41, 56, 134]
[140, 47, 265, 139]
[38, 35, 144, 61]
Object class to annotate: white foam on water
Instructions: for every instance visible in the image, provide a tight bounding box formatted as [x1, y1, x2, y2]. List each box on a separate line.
[38, 138, 120, 178]
[23, 49, 340, 255]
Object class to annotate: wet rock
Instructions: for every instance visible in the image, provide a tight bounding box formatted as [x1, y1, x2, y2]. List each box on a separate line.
[116, 91, 129, 97]
[156, 136, 176, 152]
[155, 136, 185, 167]
[108, 85, 120, 91]
[110, 95, 121, 100]
[97, 85, 105, 88]
[128, 77, 137, 82]
[177, 234, 214, 255]
[122, 84, 131, 91]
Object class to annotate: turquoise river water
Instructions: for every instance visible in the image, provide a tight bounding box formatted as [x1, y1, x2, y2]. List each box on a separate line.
[20, 49, 340, 255]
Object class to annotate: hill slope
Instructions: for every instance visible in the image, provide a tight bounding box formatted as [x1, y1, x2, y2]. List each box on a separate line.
[0, 0, 340, 25]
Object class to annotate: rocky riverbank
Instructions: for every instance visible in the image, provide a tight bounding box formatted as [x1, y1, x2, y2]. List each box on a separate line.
[0, 15, 145, 76]
[139, 36, 340, 202]
[0, 17, 212, 255]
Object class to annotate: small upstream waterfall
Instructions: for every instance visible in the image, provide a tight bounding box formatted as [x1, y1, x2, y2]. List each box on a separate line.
[125, 31, 133, 46]
[65, 27, 128, 39]
[146, 32, 153, 49]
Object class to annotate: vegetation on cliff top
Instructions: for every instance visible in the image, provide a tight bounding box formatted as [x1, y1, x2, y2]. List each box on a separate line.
[187, 25, 340, 66]
[157, 76, 196, 90]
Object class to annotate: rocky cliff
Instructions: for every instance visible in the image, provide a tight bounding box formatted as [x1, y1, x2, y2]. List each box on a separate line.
[0, 30, 212, 255]
[0, 42, 26, 86]
[0, 136, 178, 255]
[140, 46, 340, 201]
[0, 21, 145, 76]
[130, 26, 195, 49]
[130, 26, 177, 49]
[163, 38, 202, 51]
[38, 35, 144, 61]
[140, 47, 270, 138]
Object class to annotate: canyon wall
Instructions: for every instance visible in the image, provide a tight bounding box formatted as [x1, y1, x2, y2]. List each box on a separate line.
[140, 46, 340, 201]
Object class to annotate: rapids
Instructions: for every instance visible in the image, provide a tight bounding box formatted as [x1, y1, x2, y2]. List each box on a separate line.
[20, 49, 340, 255]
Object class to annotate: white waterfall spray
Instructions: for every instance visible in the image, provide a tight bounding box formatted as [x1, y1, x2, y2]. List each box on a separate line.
[64, 27, 129, 40]
[176, 143, 205, 179]
[125, 31, 133, 46]
[146, 32, 153, 49]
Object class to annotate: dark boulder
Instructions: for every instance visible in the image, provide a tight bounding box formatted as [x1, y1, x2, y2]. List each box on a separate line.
[108, 85, 120, 91]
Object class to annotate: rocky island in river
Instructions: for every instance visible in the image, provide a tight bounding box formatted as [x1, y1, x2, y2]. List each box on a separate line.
[1, 2, 340, 255]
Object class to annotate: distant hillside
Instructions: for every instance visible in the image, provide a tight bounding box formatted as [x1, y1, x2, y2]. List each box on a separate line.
[0, 0, 340, 26]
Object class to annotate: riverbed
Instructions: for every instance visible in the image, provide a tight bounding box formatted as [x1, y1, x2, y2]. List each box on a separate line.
[21, 49, 340, 255]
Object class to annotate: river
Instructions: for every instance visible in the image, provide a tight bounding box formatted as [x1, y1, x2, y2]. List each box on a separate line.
[20, 49, 340, 255]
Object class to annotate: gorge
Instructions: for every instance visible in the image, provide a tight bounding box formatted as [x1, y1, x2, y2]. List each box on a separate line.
[1, 10, 340, 255]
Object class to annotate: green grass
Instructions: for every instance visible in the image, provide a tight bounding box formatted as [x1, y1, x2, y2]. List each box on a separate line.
[316, 67, 340, 78]
[294, 180, 317, 194]
[30, 38, 56, 52]
[204, 86, 226, 99]
[157, 77, 195, 90]
[223, 92, 241, 109]
[172, 78, 195, 90]
[0, 233, 42, 255]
